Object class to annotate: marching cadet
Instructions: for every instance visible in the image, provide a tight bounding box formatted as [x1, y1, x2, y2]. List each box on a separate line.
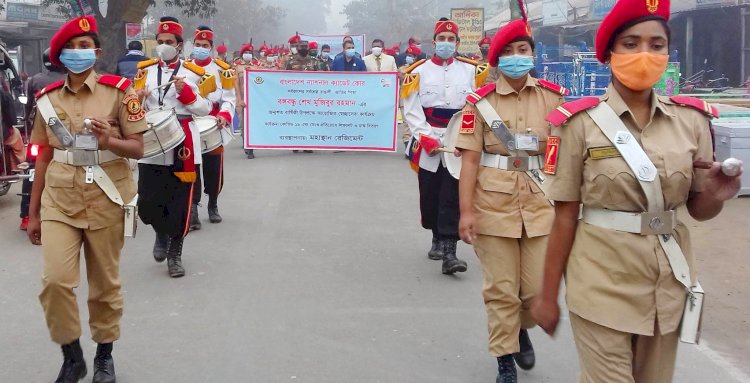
[216, 44, 228, 62]
[478, 35, 492, 63]
[397, 45, 422, 150]
[530, 0, 742, 382]
[455, 5, 567, 381]
[286, 38, 319, 71]
[134, 16, 213, 278]
[234, 43, 260, 158]
[27, 15, 148, 383]
[402, 17, 489, 275]
[188, 26, 237, 228]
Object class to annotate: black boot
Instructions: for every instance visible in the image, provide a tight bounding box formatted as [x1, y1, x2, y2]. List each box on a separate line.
[189, 204, 201, 231]
[427, 236, 443, 260]
[245, 149, 255, 159]
[55, 339, 87, 383]
[152, 232, 168, 263]
[441, 239, 467, 275]
[513, 329, 535, 370]
[92, 343, 116, 383]
[167, 236, 186, 278]
[496, 355, 517, 383]
[208, 202, 222, 223]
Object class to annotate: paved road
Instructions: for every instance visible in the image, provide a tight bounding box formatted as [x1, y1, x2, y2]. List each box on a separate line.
[1, 143, 748, 382]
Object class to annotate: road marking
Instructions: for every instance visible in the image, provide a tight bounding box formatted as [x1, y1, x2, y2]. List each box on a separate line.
[698, 339, 750, 383]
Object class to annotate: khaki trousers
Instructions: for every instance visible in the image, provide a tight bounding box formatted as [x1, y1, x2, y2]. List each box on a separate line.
[570, 313, 679, 383]
[473, 233, 546, 356]
[39, 220, 124, 345]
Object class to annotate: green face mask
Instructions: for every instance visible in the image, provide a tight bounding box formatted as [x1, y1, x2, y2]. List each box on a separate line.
[310, 51, 318, 58]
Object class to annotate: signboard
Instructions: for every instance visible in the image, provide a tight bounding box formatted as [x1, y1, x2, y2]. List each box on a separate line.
[6, 2, 39, 21]
[591, 0, 616, 19]
[696, 0, 738, 7]
[125, 23, 143, 46]
[298, 34, 366, 59]
[450, 8, 484, 56]
[245, 70, 399, 151]
[38, 5, 67, 23]
[542, 0, 568, 25]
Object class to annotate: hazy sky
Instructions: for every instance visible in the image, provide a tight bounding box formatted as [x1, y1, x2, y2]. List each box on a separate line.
[325, 0, 350, 34]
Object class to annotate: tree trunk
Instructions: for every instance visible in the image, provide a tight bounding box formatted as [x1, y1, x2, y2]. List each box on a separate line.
[92, 0, 150, 74]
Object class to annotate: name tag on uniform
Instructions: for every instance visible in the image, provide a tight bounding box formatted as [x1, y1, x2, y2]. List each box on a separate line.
[74, 133, 98, 150]
[515, 134, 539, 151]
[588, 146, 621, 160]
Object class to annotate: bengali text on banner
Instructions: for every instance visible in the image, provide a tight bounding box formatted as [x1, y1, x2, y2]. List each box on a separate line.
[244, 70, 399, 151]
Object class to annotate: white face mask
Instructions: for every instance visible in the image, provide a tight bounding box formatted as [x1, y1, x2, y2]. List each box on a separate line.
[372, 47, 383, 56]
[242, 53, 253, 62]
[291, 47, 298, 55]
[267, 56, 274, 63]
[156, 44, 178, 61]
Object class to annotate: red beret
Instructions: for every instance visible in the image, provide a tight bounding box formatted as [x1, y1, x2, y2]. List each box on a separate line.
[406, 46, 421, 56]
[434, 19, 459, 36]
[308, 41, 318, 50]
[288, 35, 301, 44]
[487, 19, 533, 67]
[50, 15, 98, 67]
[157, 20, 183, 38]
[194, 29, 214, 42]
[384, 48, 396, 56]
[391, 45, 400, 51]
[240, 44, 254, 53]
[216, 45, 227, 54]
[478, 36, 492, 46]
[595, 0, 671, 63]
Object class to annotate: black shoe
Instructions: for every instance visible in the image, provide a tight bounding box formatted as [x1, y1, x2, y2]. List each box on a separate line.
[208, 204, 222, 223]
[513, 329, 535, 370]
[496, 355, 517, 383]
[55, 339, 87, 383]
[189, 204, 201, 231]
[152, 232, 168, 263]
[167, 236, 185, 278]
[292, 150, 301, 153]
[427, 236, 443, 260]
[303, 150, 313, 153]
[92, 343, 116, 383]
[441, 239, 467, 275]
[245, 149, 255, 159]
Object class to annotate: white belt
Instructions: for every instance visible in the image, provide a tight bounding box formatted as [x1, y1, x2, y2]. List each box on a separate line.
[53, 149, 120, 166]
[581, 207, 677, 236]
[479, 153, 543, 171]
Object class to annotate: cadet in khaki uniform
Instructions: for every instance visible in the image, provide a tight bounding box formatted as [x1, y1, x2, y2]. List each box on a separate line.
[530, 1, 742, 382]
[476, 35, 497, 85]
[455, 12, 566, 382]
[27, 15, 147, 383]
[234, 43, 260, 158]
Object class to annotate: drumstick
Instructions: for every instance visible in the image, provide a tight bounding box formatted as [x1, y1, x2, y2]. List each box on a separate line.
[154, 79, 178, 90]
[693, 160, 713, 169]
[436, 147, 455, 153]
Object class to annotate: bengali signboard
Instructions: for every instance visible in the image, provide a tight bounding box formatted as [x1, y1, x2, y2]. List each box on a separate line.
[450, 8, 484, 56]
[6, 2, 38, 21]
[125, 23, 143, 46]
[543, 0, 569, 25]
[298, 34, 366, 58]
[245, 70, 399, 151]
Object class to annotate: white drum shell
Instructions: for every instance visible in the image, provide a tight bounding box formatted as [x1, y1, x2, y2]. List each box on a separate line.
[192, 116, 222, 154]
[142, 108, 185, 159]
[443, 112, 463, 179]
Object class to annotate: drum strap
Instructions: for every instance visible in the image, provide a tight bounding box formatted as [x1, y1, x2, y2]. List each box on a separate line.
[473, 98, 549, 195]
[158, 60, 182, 106]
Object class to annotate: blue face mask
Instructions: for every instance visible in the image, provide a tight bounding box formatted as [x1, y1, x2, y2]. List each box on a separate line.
[435, 41, 456, 60]
[405, 56, 415, 65]
[345, 48, 356, 58]
[59, 48, 97, 74]
[498, 55, 535, 79]
[193, 47, 211, 61]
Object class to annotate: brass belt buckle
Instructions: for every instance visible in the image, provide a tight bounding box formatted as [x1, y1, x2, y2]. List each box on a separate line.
[640, 211, 674, 235]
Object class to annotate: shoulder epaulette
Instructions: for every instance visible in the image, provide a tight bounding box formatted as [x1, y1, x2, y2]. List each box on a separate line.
[466, 83, 497, 105]
[405, 58, 427, 74]
[97, 74, 131, 91]
[35, 80, 65, 99]
[214, 58, 231, 70]
[537, 79, 569, 96]
[545, 97, 601, 127]
[401, 73, 420, 99]
[668, 96, 719, 119]
[456, 56, 478, 66]
[137, 58, 159, 69]
[183, 60, 206, 77]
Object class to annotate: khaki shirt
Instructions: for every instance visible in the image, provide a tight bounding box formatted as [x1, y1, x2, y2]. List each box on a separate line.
[30, 71, 149, 230]
[545, 84, 714, 336]
[456, 75, 564, 238]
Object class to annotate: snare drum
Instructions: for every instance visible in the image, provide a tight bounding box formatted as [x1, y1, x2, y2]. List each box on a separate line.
[192, 116, 222, 154]
[143, 108, 185, 158]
